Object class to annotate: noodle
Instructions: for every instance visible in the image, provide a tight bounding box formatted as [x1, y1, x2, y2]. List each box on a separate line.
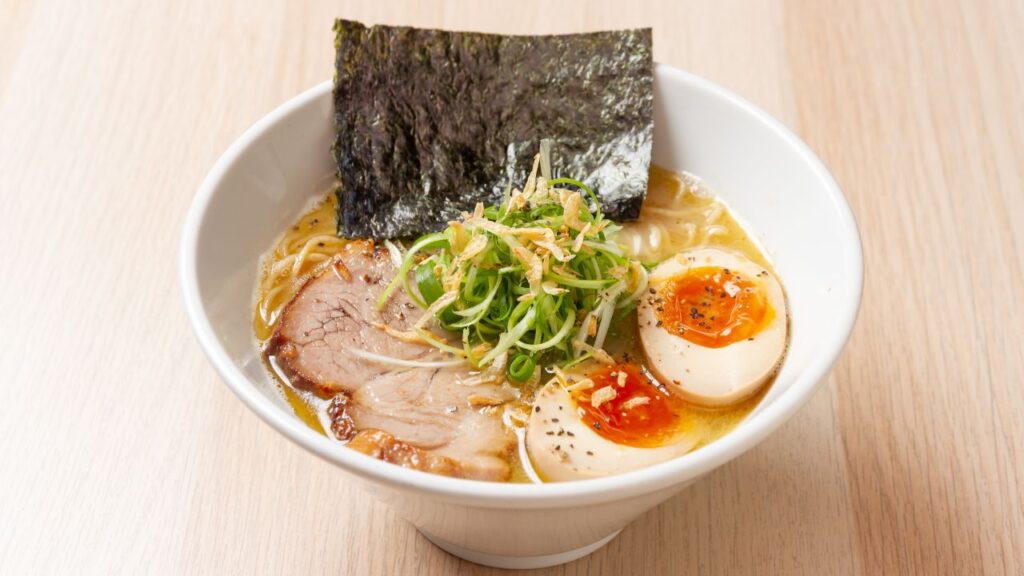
[253, 193, 345, 341]
[615, 167, 770, 268]
[292, 234, 346, 275]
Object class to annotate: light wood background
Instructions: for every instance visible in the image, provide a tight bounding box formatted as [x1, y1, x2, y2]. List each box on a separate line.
[2, 0, 1022, 574]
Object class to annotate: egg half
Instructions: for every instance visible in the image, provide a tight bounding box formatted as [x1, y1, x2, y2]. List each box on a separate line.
[526, 362, 695, 481]
[638, 247, 787, 407]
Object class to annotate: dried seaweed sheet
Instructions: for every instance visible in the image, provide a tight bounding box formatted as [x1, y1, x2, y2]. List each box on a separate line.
[333, 19, 653, 239]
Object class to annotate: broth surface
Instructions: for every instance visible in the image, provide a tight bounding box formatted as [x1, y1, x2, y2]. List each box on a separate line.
[254, 167, 781, 482]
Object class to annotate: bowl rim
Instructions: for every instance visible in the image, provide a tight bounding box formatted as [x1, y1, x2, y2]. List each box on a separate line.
[179, 63, 863, 508]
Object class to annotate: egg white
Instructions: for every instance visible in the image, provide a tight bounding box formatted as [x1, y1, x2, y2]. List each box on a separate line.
[638, 248, 787, 407]
[525, 380, 694, 482]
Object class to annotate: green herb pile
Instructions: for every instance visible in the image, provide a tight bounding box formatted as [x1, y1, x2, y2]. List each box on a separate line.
[377, 142, 648, 384]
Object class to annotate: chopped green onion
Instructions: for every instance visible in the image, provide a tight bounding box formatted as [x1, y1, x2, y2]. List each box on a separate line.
[377, 233, 447, 310]
[415, 261, 445, 305]
[508, 353, 536, 382]
[545, 272, 616, 290]
[377, 146, 644, 379]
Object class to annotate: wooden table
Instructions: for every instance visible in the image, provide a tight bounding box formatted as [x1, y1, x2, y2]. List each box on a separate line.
[2, 1, 1022, 573]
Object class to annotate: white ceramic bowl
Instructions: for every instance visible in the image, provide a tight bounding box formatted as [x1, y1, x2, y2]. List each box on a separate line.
[180, 64, 862, 569]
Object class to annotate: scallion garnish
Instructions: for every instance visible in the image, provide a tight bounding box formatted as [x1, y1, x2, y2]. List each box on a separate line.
[508, 353, 537, 382]
[378, 141, 647, 375]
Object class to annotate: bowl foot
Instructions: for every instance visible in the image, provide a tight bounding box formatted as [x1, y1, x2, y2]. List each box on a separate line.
[419, 529, 622, 569]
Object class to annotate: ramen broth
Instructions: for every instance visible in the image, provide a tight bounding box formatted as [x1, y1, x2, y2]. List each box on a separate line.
[255, 167, 781, 482]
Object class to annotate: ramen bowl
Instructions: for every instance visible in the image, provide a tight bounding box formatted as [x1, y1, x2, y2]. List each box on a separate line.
[180, 64, 862, 569]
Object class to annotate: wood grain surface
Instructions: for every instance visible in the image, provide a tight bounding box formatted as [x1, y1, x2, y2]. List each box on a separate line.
[1, 1, 1021, 574]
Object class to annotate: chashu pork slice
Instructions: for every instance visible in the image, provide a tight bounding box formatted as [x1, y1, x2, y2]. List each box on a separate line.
[267, 240, 429, 396]
[266, 240, 515, 480]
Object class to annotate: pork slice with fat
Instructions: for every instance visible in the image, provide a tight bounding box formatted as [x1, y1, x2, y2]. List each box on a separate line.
[267, 240, 431, 396]
[266, 241, 515, 480]
[341, 367, 514, 480]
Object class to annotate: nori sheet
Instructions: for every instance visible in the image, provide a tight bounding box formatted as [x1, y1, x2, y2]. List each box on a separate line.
[333, 19, 653, 239]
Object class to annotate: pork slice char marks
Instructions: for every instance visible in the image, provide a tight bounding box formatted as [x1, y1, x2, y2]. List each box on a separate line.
[348, 430, 467, 479]
[267, 240, 515, 480]
[339, 367, 513, 480]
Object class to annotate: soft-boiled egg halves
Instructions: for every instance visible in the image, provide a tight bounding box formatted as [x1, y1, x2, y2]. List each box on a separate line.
[639, 248, 787, 406]
[526, 362, 695, 481]
[527, 248, 786, 481]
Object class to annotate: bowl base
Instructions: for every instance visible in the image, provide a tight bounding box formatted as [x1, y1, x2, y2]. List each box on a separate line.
[419, 529, 621, 569]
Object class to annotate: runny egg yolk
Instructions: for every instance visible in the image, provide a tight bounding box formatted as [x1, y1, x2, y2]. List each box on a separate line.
[655, 266, 773, 348]
[573, 364, 686, 448]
